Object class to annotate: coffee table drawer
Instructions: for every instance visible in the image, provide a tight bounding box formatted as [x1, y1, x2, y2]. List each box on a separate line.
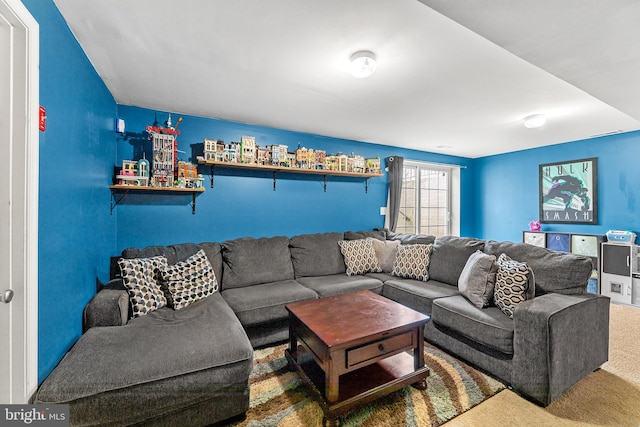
[347, 331, 414, 368]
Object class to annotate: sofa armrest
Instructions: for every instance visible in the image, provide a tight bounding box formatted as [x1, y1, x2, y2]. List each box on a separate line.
[512, 293, 609, 405]
[83, 280, 129, 331]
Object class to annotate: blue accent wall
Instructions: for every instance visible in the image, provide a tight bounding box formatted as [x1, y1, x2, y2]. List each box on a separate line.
[22, 0, 118, 383]
[473, 130, 640, 242]
[24, 0, 640, 386]
[114, 105, 476, 251]
[25, 0, 640, 387]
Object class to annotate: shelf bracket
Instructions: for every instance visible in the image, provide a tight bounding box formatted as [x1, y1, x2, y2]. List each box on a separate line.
[191, 192, 197, 215]
[365, 177, 370, 194]
[273, 171, 278, 191]
[323, 175, 327, 192]
[110, 190, 129, 215]
[210, 165, 215, 189]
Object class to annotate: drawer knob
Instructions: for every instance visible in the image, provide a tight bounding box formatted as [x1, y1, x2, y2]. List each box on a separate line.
[378, 343, 386, 352]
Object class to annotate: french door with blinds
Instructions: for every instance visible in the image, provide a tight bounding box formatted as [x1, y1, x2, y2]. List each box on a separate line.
[396, 161, 452, 237]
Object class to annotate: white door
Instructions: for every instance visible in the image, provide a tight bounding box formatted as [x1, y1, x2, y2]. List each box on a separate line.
[0, 0, 39, 404]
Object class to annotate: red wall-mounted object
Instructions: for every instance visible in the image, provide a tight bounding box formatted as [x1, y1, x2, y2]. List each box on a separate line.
[39, 106, 46, 131]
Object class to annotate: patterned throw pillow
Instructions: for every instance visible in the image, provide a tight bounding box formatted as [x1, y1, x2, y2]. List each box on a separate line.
[391, 244, 433, 281]
[494, 253, 532, 318]
[118, 256, 168, 318]
[338, 239, 382, 276]
[160, 249, 218, 310]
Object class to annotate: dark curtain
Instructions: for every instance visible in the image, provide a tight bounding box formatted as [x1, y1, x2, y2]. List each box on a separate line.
[386, 156, 404, 231]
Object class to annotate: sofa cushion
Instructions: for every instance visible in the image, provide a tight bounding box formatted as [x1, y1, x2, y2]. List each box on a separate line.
[484, 240, 592, 295]
[494, 254, 532, 318]
[385, 230, 436, 245]
[429, 236, 485, 286]
[296, 274, 384, 297]
[458, 250, 497, 308]
[338, 238, 382, 276]
[432, 295, 515, 355]
[34, 293, 253, 404]
[160, 249, 219, 310]
[197, 242, 224, 286]
[371, 238, 401, 273]
[391, 244, 432, 281]
[121, 242, 223, 284]
[289, 232, 345, 277]
[221, 280, 317, 326]
[118, 256, 168, 317]
[365, 271, 397, 283]
[122, 243, 201, 266]
[222, 236, 294, 289]
[344, 229, 387, 241]
[382, 278, 459, 314]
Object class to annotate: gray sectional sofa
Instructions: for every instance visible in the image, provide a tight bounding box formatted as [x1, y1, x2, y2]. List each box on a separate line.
[32, 230, 610, 426]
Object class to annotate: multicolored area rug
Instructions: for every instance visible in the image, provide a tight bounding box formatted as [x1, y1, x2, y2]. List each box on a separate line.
[231, 343, 505, 427]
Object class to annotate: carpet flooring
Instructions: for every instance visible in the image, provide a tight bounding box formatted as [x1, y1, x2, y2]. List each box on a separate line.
[231, 343, 505, 427]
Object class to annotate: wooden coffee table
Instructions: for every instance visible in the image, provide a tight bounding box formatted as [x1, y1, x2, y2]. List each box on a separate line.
[285, 290, 430, 427]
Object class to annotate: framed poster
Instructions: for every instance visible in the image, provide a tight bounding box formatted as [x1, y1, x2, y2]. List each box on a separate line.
[539, 157, 597, 224]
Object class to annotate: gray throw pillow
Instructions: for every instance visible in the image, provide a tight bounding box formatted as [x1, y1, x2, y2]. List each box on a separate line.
[370, 238, 400, 273]
[458, 250, 497, 308]
[429, 236, 485, 286]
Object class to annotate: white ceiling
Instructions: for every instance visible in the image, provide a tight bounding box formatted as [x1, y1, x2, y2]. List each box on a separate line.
[53, 0, 640, 158]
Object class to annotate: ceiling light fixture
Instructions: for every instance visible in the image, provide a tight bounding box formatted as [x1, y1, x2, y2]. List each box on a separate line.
[350, 51, 377, 78]
[523, 114, 546, 129]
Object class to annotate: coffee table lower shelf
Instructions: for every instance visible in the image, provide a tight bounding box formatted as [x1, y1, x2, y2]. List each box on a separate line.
[285, 345, 430, 426]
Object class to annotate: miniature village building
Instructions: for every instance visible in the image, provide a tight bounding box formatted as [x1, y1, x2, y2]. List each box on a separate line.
[325, 155, 338, 171]
[117, 160, 138, 186]
[204, 138, 227, 162]
[240, 136, 256, 164]
[137, 157, 150, 186]
[295, 147, 308, 169]
[314, 150, 326, 170]
[176, 161, 197, 180]
[224, 143, 239, 163]
[270, 144, 288, 166]
[176, 161, 201, 188]
[285, 152, 296, 168]
[122, 160, 137, 176]
[336, 153, 349, 172]
[151, 132, 175, 187]
[351, 155, 365, 173]
[365, 157, 381, 174]
[256, 146, 271, 165]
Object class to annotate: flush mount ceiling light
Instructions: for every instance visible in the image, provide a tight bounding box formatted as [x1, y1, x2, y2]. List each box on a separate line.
[350, 51, 377, 78]
[523, 114, 546, 128]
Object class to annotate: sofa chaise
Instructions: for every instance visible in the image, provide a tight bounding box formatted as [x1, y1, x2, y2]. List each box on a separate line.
[32, 230, 610, 425]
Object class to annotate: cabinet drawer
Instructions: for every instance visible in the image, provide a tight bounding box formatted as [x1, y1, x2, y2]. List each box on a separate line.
[547, 233, 570, 252]
[347, 331, 414, 368]
[523, 232, 545, 247]
[571, 235, 599, 257]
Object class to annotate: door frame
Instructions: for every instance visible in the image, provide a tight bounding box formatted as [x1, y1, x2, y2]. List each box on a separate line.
[1, 0, 39, 403]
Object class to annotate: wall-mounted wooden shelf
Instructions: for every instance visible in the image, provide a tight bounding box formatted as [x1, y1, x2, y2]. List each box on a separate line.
[109, 185, 205, 215]
[198, 160, 383, 192]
